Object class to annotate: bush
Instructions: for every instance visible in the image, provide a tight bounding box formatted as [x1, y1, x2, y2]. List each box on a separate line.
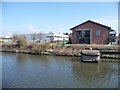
[31, 43, 49, 53]
[12, 34, 27, 48]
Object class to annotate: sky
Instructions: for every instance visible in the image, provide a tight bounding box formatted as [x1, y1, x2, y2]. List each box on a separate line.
[1, 0, 120, 2]
[1, 2, 119, 36]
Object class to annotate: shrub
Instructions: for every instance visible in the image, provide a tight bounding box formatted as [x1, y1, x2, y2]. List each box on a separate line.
[31, 43, 49, 53]
[12, 34, 27, 48]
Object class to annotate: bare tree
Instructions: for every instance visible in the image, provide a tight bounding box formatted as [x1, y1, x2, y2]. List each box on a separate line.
[12, 34, 27, 48]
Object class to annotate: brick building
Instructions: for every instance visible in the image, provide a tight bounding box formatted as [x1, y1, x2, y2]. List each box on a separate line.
[70, 20, 116, 44]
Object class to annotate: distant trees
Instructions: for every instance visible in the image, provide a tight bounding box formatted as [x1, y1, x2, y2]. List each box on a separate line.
[12, 34, 27, 48]
[63, 33, 69, 35]
[64, 33, 72, 44]
[67, 38, 72, 44]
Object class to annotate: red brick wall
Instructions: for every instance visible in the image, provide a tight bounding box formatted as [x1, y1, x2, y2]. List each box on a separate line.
[71, 30, 78, 44]
[71, 22, 110, 44]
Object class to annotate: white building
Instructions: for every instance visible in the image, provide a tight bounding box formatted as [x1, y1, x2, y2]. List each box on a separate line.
[21, 33, 46, 42]
[21, 32, 69, 43]
[0, 35, 13, 43]
[46, 32, 69, 42]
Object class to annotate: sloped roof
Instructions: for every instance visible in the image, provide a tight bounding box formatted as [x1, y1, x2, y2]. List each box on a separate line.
[70, 20, 111, 30]
[110, 30, 117, 34]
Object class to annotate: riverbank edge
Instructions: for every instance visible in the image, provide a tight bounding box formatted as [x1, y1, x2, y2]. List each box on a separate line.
[1, 49, 120, 59]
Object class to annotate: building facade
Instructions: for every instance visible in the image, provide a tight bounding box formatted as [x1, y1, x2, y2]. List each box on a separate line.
[46, 32, 69, 43]
[22, 32, 69, 43]
[0, 35, 13, 43]
[109, 30, 117, 45]
[70, 20, 116, 44]
[21, 33, 46, 42]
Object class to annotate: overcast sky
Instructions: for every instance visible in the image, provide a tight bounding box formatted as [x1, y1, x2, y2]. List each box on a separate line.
[1, 2, 118, 36]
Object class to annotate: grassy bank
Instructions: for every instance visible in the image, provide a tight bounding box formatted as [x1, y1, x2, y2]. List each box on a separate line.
[1, 43, 120, 59]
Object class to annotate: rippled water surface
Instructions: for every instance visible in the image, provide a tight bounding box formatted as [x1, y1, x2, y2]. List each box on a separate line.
[2, 52, 118, 88]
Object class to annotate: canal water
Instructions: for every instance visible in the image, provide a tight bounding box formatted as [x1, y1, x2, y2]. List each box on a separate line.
[2, 52, 118, 88]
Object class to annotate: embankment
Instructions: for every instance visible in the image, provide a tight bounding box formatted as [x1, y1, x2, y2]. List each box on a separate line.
[1, 43, 120, 59]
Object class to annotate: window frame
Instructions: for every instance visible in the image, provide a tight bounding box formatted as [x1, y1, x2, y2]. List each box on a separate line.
[96, 30, 101, 36]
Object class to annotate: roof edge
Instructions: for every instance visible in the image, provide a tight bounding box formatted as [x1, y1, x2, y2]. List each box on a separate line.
[70, 20, 111, 30]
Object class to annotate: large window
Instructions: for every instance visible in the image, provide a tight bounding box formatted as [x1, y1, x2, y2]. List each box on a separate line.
[96, 30, 100, 36]
[78, 30, 90, 44]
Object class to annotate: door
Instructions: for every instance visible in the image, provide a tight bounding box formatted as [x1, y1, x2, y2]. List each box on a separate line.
[78, 30, 91, 44]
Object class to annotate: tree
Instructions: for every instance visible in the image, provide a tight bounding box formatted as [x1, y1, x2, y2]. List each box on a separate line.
[63, 33, 69, 35]
[12, 34, 27, 48]
[66, 33, 72, 44]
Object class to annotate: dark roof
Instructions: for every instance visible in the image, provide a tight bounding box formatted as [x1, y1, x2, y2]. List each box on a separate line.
[110, 29, 115, 31]
[70, 20, 111, 30]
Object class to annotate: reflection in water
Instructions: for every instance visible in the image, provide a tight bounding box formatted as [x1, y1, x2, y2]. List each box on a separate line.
[2, 52, 118, 88]
[0, 52, 2, 89]
[71, 58, 118, 88]
[16, 53, 28, 63]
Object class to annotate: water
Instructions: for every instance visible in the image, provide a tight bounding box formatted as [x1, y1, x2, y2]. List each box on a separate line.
[2, 52, 118, 88]
[0, 52, 2, 89]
